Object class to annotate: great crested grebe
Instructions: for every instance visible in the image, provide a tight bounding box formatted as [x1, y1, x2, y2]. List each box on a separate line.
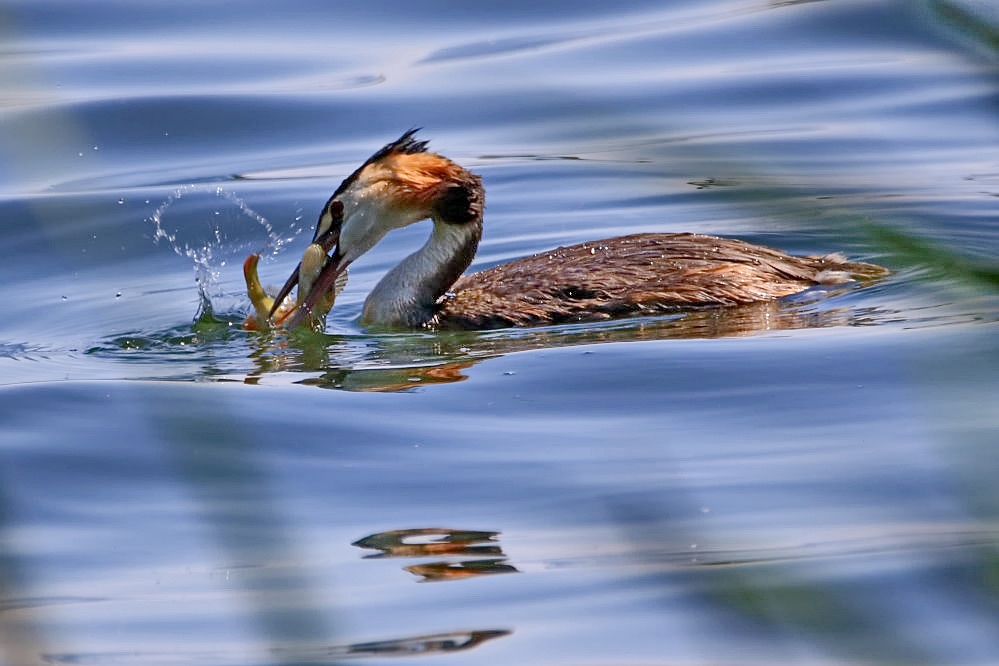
[253, 130, 887, 331]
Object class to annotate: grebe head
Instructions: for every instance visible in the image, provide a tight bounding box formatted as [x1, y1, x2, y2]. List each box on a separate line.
[273, 130, 483, 327]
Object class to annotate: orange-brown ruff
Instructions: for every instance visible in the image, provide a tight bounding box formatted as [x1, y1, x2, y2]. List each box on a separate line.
[273, 130, 887, 330]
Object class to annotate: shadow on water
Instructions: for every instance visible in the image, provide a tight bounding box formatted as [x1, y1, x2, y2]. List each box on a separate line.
[283, 288, 890, 391]
[87, 277, 900, 391]
[42, 630, 512, 665]
[611, 496, 999, 665]
[86, 218, 999, 392]
[0, 484, 52, 665]
[19, 395, 514, 666]
[930, 0, 999, 55]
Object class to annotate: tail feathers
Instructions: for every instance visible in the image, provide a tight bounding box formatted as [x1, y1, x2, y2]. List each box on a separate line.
[813, 253, 890, 284]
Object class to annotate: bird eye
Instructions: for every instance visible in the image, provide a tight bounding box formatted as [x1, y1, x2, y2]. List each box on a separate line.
[314, 198, 345, 242]
[328, 199, 344, 225]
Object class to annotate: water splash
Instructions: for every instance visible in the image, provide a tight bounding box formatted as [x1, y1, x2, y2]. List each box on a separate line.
[149, 185, 306, 322]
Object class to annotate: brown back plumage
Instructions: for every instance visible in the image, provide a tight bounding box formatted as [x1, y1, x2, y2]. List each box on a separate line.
[435, 233, 887, 329]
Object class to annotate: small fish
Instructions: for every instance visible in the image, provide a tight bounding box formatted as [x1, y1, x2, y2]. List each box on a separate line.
[243, 245, 345, 331]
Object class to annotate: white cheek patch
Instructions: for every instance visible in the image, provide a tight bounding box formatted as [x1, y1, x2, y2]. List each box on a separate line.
[316, 209, 335, 238]
[338, 184, 431, 264]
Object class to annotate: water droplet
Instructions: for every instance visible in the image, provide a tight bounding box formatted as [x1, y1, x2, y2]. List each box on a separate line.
[147, 184, 285, 319]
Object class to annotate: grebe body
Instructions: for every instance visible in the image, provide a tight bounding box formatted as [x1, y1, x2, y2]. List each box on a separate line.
[262, 131, 886, 331]
[428, 232, 884, 329]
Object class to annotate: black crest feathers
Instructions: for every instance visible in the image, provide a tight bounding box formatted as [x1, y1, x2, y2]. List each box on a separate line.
[329, 129, 428, 199]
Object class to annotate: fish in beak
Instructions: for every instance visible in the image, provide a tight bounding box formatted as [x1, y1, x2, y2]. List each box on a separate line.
[243, 198, 346, 331]
[243, 243, 347, 331]
[266, 197, 343, 318]
[245, 129, 445, 330]
[280, 243, 349, 329]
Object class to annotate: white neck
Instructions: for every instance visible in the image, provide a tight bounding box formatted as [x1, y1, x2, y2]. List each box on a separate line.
[361, 220, 481, 328]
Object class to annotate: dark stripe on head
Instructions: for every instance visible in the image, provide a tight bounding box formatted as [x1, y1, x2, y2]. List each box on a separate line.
[328, 128, 429, 201]
[312, 197, 343, 243]
[311, 129, 428, 243]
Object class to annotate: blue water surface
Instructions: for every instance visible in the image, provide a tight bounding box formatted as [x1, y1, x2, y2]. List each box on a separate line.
[1, 1, 998, 664]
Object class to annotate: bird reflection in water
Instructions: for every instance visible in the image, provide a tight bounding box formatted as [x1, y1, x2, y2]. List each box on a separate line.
[46, 630, 511, 664]
[271, 629, 511, 660]
[244, 293, 888, 391]
[404, 558, 518, 582]
[353, 528, 519, 582]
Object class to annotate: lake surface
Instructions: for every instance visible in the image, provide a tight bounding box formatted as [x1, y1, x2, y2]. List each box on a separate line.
[2, 1, 998, 664]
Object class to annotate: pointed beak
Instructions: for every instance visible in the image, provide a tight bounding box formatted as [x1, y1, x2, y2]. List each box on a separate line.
[282, 244, 353, 328]
[267, 199, 344, 325]
[266, 227, 340, 316]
